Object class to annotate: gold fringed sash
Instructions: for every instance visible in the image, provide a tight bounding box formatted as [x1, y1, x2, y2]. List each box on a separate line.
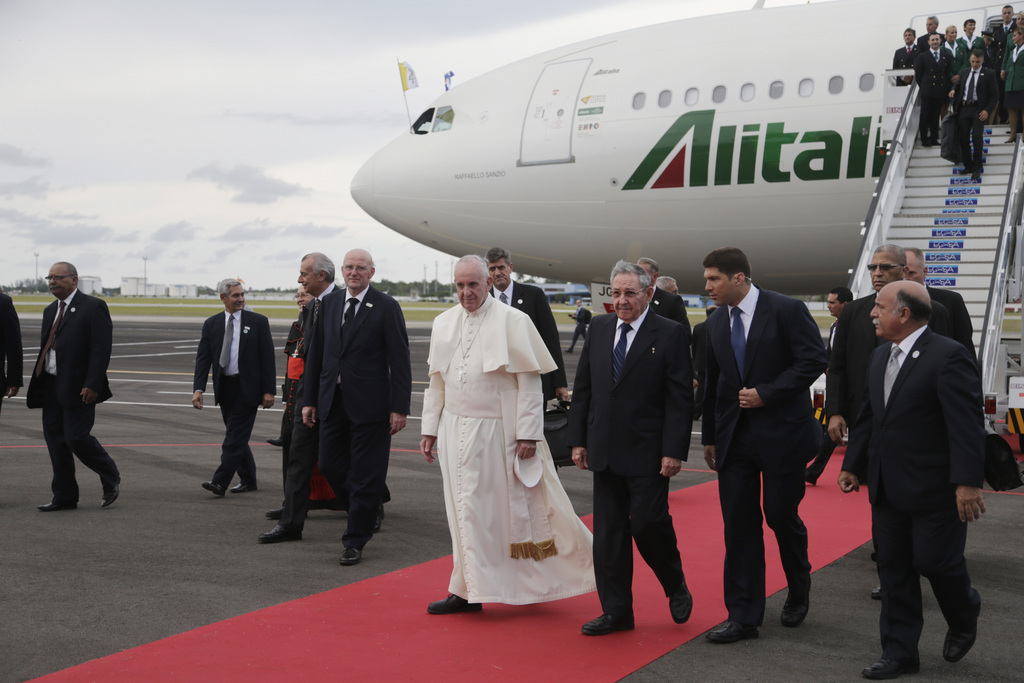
[510, 539, 559, 561]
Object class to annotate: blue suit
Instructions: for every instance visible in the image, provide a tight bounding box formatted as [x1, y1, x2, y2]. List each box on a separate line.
[702, 287, 827, 625]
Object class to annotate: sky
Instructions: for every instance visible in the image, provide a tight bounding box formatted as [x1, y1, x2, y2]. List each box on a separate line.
[1, 0, 796, 291]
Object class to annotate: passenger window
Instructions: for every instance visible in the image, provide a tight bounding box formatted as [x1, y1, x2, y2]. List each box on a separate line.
[740, 83, 755, 102]
[685, 88, 699, 105]
[658, 90, 672, 108]
[829, 76, 843, 94]
[769, 81, 784, 99]
[632, 92, 646, 110]
[712, 85, 726, 103]
[411, 108, 434, 135]
[859, 73, 875, 91]
[432, 106, 454, 132]
[799, 78, 813, 97]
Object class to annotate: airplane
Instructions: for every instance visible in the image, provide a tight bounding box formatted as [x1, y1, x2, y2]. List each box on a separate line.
[350, 0, 1007, 295]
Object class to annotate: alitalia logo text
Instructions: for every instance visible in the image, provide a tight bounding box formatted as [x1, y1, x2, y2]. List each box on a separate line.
[624, 109, 884, 190]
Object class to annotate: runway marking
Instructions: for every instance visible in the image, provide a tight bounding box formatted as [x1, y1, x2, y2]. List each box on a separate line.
[111, 351, 197, 359]
[112, 339, 199, 347]
[110, 379, 193, 384]
[108, 369, 195, 376]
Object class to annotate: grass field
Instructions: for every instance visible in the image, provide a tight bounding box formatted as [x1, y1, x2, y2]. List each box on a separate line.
[9, 295, 1020, 333]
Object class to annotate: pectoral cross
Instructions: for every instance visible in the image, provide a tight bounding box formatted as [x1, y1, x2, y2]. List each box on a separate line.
[456, 358, 469, 383]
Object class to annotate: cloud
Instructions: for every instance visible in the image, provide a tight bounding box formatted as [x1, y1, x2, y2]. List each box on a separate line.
[152, 221, 199, 242]
[222, 109, 407, 128]
[0, 144, 50, 167]
[0, 176, 49, 199]
[214, 218, 346, 242]
[0, 207, 120, 245]
[51, 211, 99, 220]
[186, 163, 309, 204]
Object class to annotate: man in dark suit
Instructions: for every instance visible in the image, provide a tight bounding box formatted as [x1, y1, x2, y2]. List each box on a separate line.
[486, 247, 568, 401]
[638, 257, 691, 335]
[805, 286, 852, 485]
[701, 248, 827, 643]
[915, 33, 954, 146]
[192, 278, 276, 496]
[893, 28, 918, 86]
[839, 281, 984, 680]
[905, 248, 975, 361]
[950, 49, 1000, 179]
[259, 253, 341, 543]
[916, 16, 940, 52]
[302, 249, 412, 566]
[26, 262, 120, 510]
[1, 287, 23, 416]
[691, 305, 716, 420]
[568, 260, 693, 635]
[566, 297, 591, 353]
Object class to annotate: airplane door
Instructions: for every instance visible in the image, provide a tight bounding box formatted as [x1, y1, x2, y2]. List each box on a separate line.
[518, 58, 592, 166]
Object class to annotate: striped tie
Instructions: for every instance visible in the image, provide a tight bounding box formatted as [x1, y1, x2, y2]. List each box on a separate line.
[613, 323, 632, 383]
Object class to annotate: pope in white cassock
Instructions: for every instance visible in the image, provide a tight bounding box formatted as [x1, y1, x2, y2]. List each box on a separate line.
[420, 255, 597, 615]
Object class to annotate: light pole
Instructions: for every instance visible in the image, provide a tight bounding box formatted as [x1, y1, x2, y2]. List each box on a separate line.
[143, 256, 148, 297]
[34, 252, 39, 281]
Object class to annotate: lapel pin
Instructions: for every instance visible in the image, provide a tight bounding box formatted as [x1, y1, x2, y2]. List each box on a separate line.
[651, 347, 655, 354]
[517, 299, 523, 305]
[365, 302, 373, 308]
[70, 307, 76, 313]
[912, 350, 920, 358]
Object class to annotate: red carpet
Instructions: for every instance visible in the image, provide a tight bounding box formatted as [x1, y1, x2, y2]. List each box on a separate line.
[35, 458, 871, 682]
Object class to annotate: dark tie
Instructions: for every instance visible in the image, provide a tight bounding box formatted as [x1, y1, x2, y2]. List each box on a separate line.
[344, 297, 358, 323]
[908, 47, 912, 54]
[34, 300, 66, 377]
[500, 292, 508, 305]
[219, 313, 234, 369]
[934, 50, 940, 61]
[731, 307, 746, 375]
[612, 323, 632, 383]
[966, 71, 977, 102]
[312, 297, 321, 329]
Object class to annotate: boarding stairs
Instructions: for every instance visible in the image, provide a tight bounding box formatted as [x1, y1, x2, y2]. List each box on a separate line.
[856, 79, 1024, 410]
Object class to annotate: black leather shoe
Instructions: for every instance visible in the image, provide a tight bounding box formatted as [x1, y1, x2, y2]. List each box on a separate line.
[37, 502, 77, 512]
[668, 584, 693, 624]
[202, 481, 226, 497]
[871, 585, 882, 600]
[706, 621, 759, 643]
[266, 507, 284, 520]
[942, 619, 978, 662]
[861, 658, 919, 679]
[258, 525, 302, 544]
[101, 484, 119, 508]
[971, 169, 982, 180]
[581, 613, 635, 636]
[427, 594, 483, 615]
[804, 470, 818, 485]
[339, 547, 362, 565]
[230, 482, 258, 493]
[373, 503, 385, 532]
[267, 437, 284, 447]
[781, 589, 809, 627]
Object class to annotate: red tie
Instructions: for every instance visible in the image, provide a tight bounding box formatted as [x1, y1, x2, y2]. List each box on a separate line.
[35, 300, 66, 377]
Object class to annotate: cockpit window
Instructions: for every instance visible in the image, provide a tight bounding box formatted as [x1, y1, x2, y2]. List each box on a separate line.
[412, 108, 434, 135]
[432, 106, 454, 132]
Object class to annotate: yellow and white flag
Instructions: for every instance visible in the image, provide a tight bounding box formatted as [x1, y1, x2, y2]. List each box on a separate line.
[399, 61, 419, 91]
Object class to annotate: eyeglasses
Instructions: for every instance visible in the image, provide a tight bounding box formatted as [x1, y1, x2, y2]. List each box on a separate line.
[44, 274, 72, 281]
[611, 290, 644, 299]
[865, 263, 904, 272]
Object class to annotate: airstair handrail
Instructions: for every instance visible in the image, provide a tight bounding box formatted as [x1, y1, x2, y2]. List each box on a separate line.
[850, 83, 920, 297]
[979, 139, 1024, 395]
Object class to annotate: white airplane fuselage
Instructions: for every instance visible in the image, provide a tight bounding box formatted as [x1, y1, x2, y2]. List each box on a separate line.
[351, 1, 998, 293]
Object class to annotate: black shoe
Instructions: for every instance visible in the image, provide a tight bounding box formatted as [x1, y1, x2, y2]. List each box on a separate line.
[202, 481, 226, 497]
[266, 437, 284, 447]
[427, 594, 483, 615]
[971, 169, 982, 180]
[339, 547, 362, 565]
[668, 584, 693, 624]
[581, 613, 635, 636]
[266, 507, 284, 520]
[706, 621, 759, 643]
[101, 484, 119, 508]
[804, 470, 819, 486]
[373, 503, 385, 532]
[230, 482, 258, 493]
[781, 590, 809, 628]
[37, 502, 77, 512]
[871, 585, 882, 600]
[942, 617, 978, 662]
[861, 659, 919, 679]
[258, 525, 302, 544]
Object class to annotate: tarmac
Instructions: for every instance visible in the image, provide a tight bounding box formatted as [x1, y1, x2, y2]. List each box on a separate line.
[1, 314, 1022, 682]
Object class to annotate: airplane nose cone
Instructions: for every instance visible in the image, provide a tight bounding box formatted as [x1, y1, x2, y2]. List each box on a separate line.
[350, 155, 375, 215]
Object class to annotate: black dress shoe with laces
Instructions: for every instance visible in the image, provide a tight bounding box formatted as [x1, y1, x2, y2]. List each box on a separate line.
[230, 482, 258, 493]
[581, 613, 635, 636]
[781, 590, 809, 627]
[266, 507, 284, 520]
[266, 437, 284, 447]
[37, 502, 77, 512]
[101, 484, 119, 508]
[427, 594, 483, 615]
[706, 621, 759, 643]
[258, 525, 302, 544]
[202, 481, 226, 497]
[861, 658, 919, 679]
[339, 547, 362, 565]
[669, 584, 693, 624]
